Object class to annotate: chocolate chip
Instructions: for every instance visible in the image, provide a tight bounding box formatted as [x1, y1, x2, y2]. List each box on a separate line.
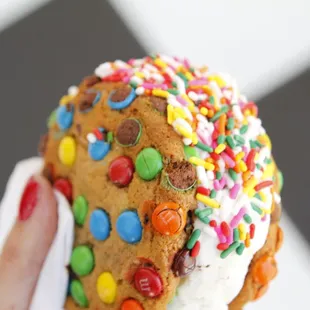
[38, 134, 49, 156]
[78, 91, 98, 112]
[172, 249, 196, 277]
[110, 86, 132, 102]
[116, 119, 141, 146]
[167, 161, 196, 190]
[271, 203, 282, 223]
[82, 75, 101, 88]
[150, 97, 167, 113]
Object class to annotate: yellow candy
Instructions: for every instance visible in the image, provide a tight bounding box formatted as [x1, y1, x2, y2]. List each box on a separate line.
[174, 107, 187, 119]
[263, 161, 275, 179]
[181, 94, 194, 106]
[58, 136, 76, 166]
[215, 143, 226, 154]
[258, 134, 272, 150]
[185, 71, 194, 81]
[196, 194, 220, 208]
[191, 133, 198, 145]
[188, 102, 196, 112]
[167, 105, 174, 125]
[60, 94, 74, 106]
[176, 125, 192, 139]
[239, 223, 246, 240]
[135, 72, 144, 78]
[152, 89, 169, 98]
[154, 58, 167, 68]
[97, 272, 117, 304]
[208, 75, 225, 88]
[235, 151, 245, 162]
[200, 107, 208, 116]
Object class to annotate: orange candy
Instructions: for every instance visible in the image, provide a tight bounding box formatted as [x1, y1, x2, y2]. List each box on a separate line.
[252, 255, 277, 286]
[152, 202, 186, 236]
[121, 299, 144, 310]
[254, 285, 269, 301]
[275, 226, 284, 252]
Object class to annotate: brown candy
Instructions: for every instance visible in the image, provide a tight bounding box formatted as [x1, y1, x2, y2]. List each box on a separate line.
[150, 97, 167, 114]
[167, 161, 196, 190]
[116, 119, 141, 146]
[38, 134, 49, 156]
[82, 75, 101, 88]
[172, 248, 196, 277]
[78, 91, 97, 112]
[110, 86, 132, 102]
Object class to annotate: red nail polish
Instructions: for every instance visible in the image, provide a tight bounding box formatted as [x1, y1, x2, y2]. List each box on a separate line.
[19, 178, 40, 221]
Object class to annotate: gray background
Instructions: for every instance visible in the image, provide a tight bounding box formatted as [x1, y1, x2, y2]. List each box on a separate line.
[0, 0, 308, 242]
[1, 0, 310, 308]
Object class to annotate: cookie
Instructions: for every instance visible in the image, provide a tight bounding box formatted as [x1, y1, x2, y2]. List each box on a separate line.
[42, 55, 283, 310]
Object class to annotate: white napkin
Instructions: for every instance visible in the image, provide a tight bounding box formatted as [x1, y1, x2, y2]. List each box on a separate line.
[0, 157, 74, 310]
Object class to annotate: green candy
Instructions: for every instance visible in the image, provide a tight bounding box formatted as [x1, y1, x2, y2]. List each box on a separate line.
[70, 245, 94, 276]
[236, 243, 245, 256]
[70, 280, 89, 307]
[184, 145, 199, 159]
[196, 142, 213, 153]
[277, 170, 284, 192]
[47, 109, 57, 128]
[135, 148, 163, 181]
[243, 214, 252, 224]
[217, 135, 226, 144]
[220, 242, 240, 259]
[210, 189, 217, 198]
[186, 229, 201, 250]
[73, 196, 88, 226]
[107, 132, 114, 143]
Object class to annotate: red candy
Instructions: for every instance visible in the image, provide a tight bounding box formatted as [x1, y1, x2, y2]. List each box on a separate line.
[209, 220, 217, 227]
[190, 241, 201, 257]
[108, 156, 134, 187]
[134, 268, 163, 298]
[53, 178, 73, 202]
[196, 186, 210, 196]
[220, 221, 230, 237]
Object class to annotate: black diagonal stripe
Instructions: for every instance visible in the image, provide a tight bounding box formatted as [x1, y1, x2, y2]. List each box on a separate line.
[0, 0, 146, 196]
[258, 68, 310, 242]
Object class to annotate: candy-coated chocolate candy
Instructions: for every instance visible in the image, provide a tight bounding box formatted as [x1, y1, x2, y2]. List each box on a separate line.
[135, 148, 163, 181]
[108, 156, 134, 187]
[97, 272, 117, 304]
[56, 104, 74, 130]
[70, 280, 89, 307]
[252, 254, 277, 285]
[121, 299, 144, 310]
[134, 267, 163, 298]
[78, 90, 101, 112]
[53, 178, 73, 202]
[116, 118, 142, 147]
[88, 140, 110, 161]
[172, 248, 196, 277]
[152, 202, 186, 235]
[108, 86, 136, 110]
[73, 196, 88, 226]
[277, 170, 284, 193]
[47, 109, 57, 128]
[116, 211, 142, 244]
[89, 209, 111, 241]
[166, 161, 196, 190]
[58, 136, 76, 166]
[70, 245, 94, 276]
[184, 145, 199, 159]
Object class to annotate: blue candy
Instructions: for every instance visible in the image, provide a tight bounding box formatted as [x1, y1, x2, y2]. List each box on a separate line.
[88, 141, 110, 161]
[93, 92, 101, 106]
[89, 209, 110, 241]
[116, 210, 142, 244]
[56, 104, 74, 130]
[108, 87, 136, 110]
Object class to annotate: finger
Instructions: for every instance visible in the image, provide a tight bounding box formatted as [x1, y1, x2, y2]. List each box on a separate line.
[0, 175, 58, 310]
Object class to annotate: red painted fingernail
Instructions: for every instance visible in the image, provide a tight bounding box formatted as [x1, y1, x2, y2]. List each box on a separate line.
[19, 177, 40, 221]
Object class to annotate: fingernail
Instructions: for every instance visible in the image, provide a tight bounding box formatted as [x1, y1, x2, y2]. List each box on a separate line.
[19, 177, 40, 221]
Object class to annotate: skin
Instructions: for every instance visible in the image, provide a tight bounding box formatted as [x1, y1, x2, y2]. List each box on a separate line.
[0, 175, 58, 310]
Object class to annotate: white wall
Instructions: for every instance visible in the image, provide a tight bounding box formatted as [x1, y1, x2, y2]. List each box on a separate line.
[111, 0, 310, 99]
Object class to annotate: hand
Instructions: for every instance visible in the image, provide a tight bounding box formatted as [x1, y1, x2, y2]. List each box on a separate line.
[0, 175, 58, 310]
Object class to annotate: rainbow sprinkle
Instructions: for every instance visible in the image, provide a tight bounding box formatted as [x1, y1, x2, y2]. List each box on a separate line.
[93, 55, 276, 259]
